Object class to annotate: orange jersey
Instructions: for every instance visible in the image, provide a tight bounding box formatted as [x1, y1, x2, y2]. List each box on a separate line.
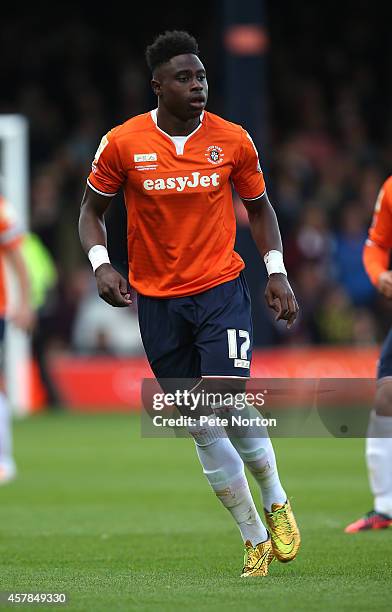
[0, 196, 23, 316]
[363, 176, 392, 286]
[87, 110, 265, 297]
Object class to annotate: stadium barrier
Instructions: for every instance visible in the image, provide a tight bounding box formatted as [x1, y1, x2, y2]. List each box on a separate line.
[27, 346, 380, 412]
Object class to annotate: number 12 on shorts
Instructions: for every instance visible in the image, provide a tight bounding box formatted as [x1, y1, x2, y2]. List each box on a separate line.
[227, 329, 250, 369]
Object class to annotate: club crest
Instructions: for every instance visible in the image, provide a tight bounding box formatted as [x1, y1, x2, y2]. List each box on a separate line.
[205, 145, 224, 165]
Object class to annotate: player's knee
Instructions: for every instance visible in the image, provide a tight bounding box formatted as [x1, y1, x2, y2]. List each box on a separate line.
[187, 418, 225, 447]
[374, 379, 392, 416]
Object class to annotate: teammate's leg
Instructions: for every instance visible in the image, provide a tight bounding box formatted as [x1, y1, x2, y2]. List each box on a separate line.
[0, 319, 16, 484]
[367, 389, 392, 516]
[346, 329, 392, 532]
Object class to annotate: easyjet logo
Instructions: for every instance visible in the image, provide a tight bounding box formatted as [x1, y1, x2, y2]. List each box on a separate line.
[143, 171, 220, 192]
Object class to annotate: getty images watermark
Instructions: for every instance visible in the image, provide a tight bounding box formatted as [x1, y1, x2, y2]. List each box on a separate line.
[140, 378, 379, 438]
[150, 389, 277, 429]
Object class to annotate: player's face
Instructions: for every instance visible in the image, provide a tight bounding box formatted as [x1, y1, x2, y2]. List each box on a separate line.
[153, 54, 208, 120]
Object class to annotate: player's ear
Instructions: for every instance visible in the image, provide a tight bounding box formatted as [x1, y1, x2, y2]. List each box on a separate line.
[151, 78, 162, 97]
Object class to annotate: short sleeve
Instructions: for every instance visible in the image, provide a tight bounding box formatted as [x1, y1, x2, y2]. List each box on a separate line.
[231, 129, 266, 200]
[368, 180, 392, 249]
[87, 129, 126, 196]
[0, 197, 23, 250]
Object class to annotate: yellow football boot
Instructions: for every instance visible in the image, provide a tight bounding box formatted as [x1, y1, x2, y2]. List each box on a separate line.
[264, 500, 300, 562]
[240, 538, 274, 577]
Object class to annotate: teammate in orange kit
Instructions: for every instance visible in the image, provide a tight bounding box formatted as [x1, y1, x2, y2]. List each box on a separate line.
[0, 195, 34, 484]
[345, 176, 392, 532]
[79, 31, 300, 576]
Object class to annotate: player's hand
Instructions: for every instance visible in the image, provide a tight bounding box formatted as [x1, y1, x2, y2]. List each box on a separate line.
[265, 273, 299, 328]
[10, 304, 35, 332]
[378, 271, 392, 299]
[95, 263, 132, 307]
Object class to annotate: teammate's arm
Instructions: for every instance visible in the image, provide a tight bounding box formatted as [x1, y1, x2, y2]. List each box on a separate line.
[242, 193, 299, 328]
[79, 185, 131, 307]
[363, 181, 392, 299]
[3, 243, 34, 331]
[363, 241, 392, 297]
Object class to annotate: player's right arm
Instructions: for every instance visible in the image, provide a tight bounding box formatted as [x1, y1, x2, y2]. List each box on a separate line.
[363, 178, 392, 298]
[78, 129, 131, 307]
[79, 187, 131, 307]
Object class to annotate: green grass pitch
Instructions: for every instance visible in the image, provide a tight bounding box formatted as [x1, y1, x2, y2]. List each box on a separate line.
[0, 412, 391, 611]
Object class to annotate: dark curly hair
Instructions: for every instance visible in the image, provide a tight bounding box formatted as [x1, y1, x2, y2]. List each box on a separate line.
[145, 30, 199, 73]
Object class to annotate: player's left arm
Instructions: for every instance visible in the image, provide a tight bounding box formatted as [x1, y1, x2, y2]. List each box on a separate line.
[232, 129, 298, 327]
[242, 193, 299, 328]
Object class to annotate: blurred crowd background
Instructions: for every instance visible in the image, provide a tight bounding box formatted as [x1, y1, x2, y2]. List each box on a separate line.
[1, 1, 391, 357]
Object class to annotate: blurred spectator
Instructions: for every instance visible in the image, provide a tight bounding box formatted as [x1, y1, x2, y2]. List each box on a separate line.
[352, 308, 378, 346]
[284, 263, 326, 345]
[316, 285, 356, 345]
[22, 233, 62, 408]
[334, 203, 376, 306]
[286, 205, 334, 275]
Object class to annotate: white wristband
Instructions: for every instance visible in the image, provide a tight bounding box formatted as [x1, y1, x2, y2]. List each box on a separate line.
[264, 250, 287, 276]
[88, 245, 110, 272]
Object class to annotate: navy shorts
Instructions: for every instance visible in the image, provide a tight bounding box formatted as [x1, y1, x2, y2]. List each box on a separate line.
[137, 272, 253, 382]
[378, 327, 392, 379]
